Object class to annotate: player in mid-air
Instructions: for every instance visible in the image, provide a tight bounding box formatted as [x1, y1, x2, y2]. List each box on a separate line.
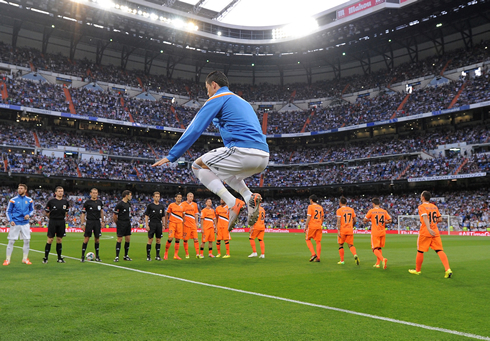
[4, 184, 34, 266]
[248, 200, 266, 259]
[363, 198, 392, 269]
[144, 192, 165, 261]
[113, 190, 133, 262]
[336, 197, 359, 265]
[152, 71, 269, 231]
[409, 191, 452, 278]
[305, 195, 324, 262]
[80, 188, 104, 262]
[199, 198, 217, 258]
[165, 193, 184, 260]
[44, 186, 70, 263]
[215, 199, 230, 258]
[182, 192, 200, 259]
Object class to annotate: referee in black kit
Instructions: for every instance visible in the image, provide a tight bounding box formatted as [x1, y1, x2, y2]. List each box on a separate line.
[145, 191, 165, 261]
[43, 186, 70, 264]
[80, 188, 104, 262]
[113, 190, 132, 262]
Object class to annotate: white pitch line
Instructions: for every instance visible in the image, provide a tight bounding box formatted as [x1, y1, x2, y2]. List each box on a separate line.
[3, 243, 489, 341]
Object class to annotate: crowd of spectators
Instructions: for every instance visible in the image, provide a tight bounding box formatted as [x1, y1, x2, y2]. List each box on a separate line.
[0, 124, 34, 147]
[0, 186, 488, 231]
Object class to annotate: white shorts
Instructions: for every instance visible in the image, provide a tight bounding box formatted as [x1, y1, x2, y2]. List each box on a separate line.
[8, 223, 31, 240]
[201, 147, 269, 182]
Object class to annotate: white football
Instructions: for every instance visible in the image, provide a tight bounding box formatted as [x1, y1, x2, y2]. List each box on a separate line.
[86, 252, 95, 261]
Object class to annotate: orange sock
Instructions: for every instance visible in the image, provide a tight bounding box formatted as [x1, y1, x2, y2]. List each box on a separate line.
[349, 246, 357, 256]
[194, 241, 200, 255]
[216, 241, 221, 254]
[250, 239, 257, 253]
[165, 241, 171, 253]
[373, 248, 383, 264]
[225, 241, 230, 255]
[183, 241, 189, 255]
[437, 251, 450, 271]
[259, 240, 265, 254]
[174, 241, 180, 256]
[316, 242, 321, 259]
[416, 252, 424, 272]
[339, 247, 345, 261]
[306, 239, 316, 256]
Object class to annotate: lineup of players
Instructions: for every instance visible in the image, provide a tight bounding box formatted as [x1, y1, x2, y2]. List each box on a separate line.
[4, 184, 452, 278]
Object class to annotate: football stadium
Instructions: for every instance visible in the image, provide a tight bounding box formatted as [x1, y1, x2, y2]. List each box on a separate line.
[1, 0, 490, 339]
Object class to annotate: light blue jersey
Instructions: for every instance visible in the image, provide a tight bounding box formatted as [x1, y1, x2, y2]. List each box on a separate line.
[166, 87, 269, 162]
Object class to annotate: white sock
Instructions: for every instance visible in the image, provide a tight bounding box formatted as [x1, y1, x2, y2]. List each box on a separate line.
[192, 163, 236, 207]
[23, 239, 30, 260]
[6, 240, 15, 261]
[226, 177, 252, 204]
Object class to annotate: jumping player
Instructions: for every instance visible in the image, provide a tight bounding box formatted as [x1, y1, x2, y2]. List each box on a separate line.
[336, 197, 359, 265]
[363, 198, 392, 269]
[215, 199, 230, 258]
[305, 195, 324, 262]
[152, 71, 269, 231]
[409, 191, 452, 278]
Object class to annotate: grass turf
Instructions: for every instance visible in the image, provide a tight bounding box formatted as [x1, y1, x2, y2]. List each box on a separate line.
[1, 232, 489, 340]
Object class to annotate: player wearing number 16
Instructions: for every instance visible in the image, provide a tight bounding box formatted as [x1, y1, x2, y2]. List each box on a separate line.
[409, 191, 452, 278]
[336, 197, 359, 265]
[305, 195, 324, 262]
[363, 198, 392, 269]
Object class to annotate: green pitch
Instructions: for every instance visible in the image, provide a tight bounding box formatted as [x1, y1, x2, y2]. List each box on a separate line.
[1, 233, 489, 340]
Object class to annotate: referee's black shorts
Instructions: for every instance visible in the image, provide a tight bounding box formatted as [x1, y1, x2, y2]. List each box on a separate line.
[116, 221, 131, 237]
[48, 219, 65, 238]
[148, 222, 163, 239]
[85, 220, 101, 238]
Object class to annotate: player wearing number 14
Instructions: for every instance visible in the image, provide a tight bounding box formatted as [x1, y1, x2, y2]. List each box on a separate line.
[363, 198, 392, 269]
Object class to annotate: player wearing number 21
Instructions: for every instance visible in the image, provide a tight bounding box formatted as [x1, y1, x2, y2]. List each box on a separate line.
[363, 198, 392, 269]
[336, 197, 360, 265]
[305, 195, 324, 262]
[409, 191, 453, 278]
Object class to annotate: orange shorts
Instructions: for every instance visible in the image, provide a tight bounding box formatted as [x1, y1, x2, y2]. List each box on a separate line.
[417, 234, 444, 252]
[250, 229, 265, 240]
[371, 235, 385, 249]
[217, 228, 230, 241]
[338, 234, 354, 245]
[183, 226, 198, 241]
[168, 222, 183, 240]
[306, 228, 322, 242]
[201, 228, 215, 242]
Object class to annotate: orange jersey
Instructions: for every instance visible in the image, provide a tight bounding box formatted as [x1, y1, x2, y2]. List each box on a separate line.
[252, 207, 266, 231]
[201, 207, 216, 230]
[307, 203, 324, 230]
[182, 201, 199, 228]
[418, 202, 441, 237]
[336, 206, 356, 235]
[365, 208, 391, 237]
[215, 205, 229, 229]
[167, 202, 184, 224]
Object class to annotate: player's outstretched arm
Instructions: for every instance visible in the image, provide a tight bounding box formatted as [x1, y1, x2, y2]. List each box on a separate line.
[152, 157, 169, 167]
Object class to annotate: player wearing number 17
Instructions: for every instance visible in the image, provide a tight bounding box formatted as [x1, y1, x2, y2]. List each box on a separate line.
[409, 191, 452, 278]
[305, 195, 324, 262]
[336, 197, 359, 265]
[363, 198, 392, 269]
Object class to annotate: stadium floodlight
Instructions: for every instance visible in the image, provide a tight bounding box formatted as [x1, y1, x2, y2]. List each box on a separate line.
[272, 18, 318, 40]
[97, 0, 115, 9]
[173, 19, 185, 29]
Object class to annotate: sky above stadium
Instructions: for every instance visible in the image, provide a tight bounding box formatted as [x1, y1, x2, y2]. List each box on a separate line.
[179, 0, 351, 26]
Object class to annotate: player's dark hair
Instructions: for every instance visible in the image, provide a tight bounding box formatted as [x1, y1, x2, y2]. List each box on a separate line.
[55, 186, 63, 192]
[205, 198, 212, 203]
[175, 192, 182, 198]
[122, 190, 131, 198]
[309, 194, 318, 203]
[18, 183, 27, 190]
[372, 198, 380, 205]
[90, 188, 98, 192]
[340, 197, 347, 204]
[421, 191, 431, 201]
[205, 71, 229, 88]
[153, 191, 160, 197]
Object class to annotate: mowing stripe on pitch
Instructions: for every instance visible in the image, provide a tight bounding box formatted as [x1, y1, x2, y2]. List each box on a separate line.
[4, 244, 489, 341]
